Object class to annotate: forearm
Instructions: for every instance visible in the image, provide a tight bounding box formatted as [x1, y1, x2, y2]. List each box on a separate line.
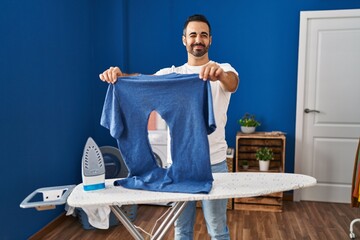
[219, 71, 239, 93]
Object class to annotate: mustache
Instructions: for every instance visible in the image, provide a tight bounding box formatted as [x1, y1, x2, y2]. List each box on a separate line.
[191, 43, 206, 47]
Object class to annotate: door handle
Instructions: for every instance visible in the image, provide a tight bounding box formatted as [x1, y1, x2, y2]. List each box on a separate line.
[304, 108, 320, 114]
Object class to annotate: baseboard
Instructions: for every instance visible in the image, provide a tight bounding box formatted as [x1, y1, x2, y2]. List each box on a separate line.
[29, 213, 67, 240]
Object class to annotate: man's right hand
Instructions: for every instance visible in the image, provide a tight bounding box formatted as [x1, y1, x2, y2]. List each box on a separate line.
[99, 66, 122, 84]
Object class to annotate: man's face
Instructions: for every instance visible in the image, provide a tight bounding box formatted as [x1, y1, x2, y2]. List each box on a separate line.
[183, 21, 212, 58]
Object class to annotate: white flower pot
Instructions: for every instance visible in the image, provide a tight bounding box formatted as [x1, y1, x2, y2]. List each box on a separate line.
[259, 160, 270, 171]
[241, 126, 255, 134]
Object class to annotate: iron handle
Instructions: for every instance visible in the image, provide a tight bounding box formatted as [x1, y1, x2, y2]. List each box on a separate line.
[304, 108, 320, 114]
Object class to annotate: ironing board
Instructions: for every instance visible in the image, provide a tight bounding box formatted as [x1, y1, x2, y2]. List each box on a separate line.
[67, 172, 316, 240]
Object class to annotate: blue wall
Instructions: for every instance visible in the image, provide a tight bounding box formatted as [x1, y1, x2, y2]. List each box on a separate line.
[1, 0, 360, 239]
[0, 1, 122, 239]
[124, 0, 360, 173]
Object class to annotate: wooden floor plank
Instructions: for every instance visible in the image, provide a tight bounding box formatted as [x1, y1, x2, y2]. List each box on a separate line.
[31, 201, 360, 240]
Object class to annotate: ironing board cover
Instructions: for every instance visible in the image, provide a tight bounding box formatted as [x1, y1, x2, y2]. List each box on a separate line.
[67, 172, 316, 208]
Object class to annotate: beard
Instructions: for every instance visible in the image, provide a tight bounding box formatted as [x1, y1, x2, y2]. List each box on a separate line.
[188, 43, 210, 57]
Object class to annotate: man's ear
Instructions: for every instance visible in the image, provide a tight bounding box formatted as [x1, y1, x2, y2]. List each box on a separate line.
[182, 35, 186, 46]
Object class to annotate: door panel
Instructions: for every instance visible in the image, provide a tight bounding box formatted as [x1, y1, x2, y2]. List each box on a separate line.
[295, 9, 360, 203]
[313, 138, 356, 184]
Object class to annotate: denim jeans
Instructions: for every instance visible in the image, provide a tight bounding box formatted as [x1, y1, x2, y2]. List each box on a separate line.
[174, 160, 230, 240]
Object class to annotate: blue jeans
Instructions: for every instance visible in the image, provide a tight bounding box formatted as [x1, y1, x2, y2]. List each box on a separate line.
[174, 160, 230, 240]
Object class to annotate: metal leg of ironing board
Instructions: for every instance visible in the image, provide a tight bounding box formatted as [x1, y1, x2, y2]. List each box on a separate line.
[151, 201, 188, 240]
[110, 201, 188, 240]
[111, 205, 144, 240]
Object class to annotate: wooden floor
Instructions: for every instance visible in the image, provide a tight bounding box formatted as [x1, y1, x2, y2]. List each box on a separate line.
[32, 201, 360, 240]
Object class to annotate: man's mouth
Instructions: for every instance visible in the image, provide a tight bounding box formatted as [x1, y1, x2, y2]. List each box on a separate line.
[192, 44, 205, 49]
[190, 43, 208, 57]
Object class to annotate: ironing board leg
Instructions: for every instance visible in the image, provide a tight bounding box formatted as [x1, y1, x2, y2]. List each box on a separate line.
[151, 201, 188, 240]
[111, 205, 144, 240]
[110, 201, 188, 240]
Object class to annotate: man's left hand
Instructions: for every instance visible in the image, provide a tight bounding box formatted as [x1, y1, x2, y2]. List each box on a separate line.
[199, 62, 225, 81]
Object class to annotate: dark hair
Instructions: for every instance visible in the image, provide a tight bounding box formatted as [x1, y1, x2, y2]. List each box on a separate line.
[183, 14, 212, 36]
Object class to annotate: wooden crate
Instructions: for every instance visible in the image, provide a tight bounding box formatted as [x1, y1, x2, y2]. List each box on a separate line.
[235, 132, 286, 212]
[234, 192, 283, 212]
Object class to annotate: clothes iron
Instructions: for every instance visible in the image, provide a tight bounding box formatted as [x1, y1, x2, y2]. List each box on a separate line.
[82, 137, 105, 191]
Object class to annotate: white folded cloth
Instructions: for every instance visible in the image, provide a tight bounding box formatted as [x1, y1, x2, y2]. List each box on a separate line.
[66, 204, 111, 229]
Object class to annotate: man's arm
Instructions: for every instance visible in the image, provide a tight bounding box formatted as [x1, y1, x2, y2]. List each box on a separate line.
[218, 71, 239, 93]
[99, 66, 139, 84]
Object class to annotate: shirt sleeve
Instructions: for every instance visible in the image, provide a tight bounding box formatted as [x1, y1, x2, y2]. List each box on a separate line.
[218, 63, 238, 76]
[100, 84, 123, 139]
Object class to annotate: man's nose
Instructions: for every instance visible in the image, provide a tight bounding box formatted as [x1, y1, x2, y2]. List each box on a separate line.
[195, 34, 202, 43]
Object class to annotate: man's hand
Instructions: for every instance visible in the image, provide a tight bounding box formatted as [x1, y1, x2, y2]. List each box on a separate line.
[99, 66, 122, 84]
[199, 62, 225, 82]
[200, 62, 239, 92]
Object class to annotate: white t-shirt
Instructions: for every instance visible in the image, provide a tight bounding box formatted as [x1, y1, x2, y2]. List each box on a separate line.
[155, 61, 238, 165]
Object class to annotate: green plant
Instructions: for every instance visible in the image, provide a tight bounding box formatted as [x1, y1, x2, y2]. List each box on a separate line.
[242, 160, 248, 166]
[238, 113, 261, 127]
[255, 147, 274, 161]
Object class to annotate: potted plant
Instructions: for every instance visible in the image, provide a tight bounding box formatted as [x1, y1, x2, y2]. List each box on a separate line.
[255, 147, 274, 171]
[238, 113, 261, 134]
[242, 160, 249, 170]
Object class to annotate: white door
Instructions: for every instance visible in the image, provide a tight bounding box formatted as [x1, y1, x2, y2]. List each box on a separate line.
[294, 9, 360, 203]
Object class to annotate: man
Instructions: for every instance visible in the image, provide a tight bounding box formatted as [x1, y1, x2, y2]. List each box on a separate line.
[100, 14, 239, 240]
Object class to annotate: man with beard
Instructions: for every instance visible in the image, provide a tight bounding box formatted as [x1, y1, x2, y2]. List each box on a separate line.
[99, 14, 239, 240]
